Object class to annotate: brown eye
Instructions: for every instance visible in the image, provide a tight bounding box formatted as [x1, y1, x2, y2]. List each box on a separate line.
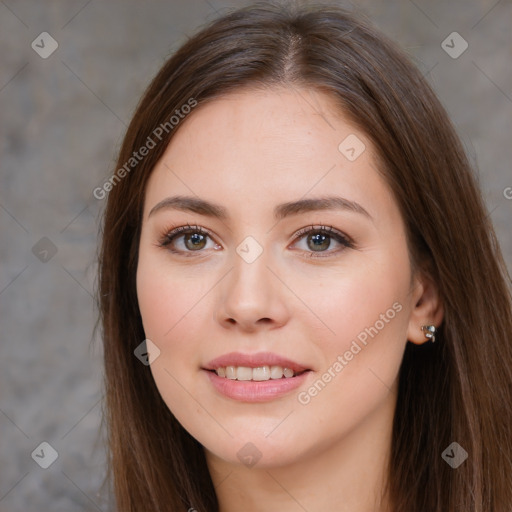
[291, 225, 354, 258]
[159, 225, 221, 257]
[183, 232, 207, 251]
[306, 232, 331, 252]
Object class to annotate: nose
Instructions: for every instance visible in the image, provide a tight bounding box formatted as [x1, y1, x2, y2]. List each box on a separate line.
[214, 249, 291, 332]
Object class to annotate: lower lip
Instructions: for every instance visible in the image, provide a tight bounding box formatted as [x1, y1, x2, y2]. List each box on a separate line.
[203, 369, 311, 402]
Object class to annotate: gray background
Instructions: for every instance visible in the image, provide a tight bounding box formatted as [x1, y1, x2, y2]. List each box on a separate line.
[1, 0, 511, 510]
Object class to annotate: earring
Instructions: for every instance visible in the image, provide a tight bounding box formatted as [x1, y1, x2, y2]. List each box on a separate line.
[421, 324, 437, 343]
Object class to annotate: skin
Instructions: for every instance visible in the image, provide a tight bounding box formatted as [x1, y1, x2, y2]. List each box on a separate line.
[136, 86, 443, 512]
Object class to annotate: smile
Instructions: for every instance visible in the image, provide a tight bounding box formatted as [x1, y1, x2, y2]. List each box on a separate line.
[202, 351, 312, 401]
[212, 365, 306, 381]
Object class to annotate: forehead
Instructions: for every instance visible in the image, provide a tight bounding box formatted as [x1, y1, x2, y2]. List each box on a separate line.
[143, 87, 396, 225]
[169, 86, 357, 166]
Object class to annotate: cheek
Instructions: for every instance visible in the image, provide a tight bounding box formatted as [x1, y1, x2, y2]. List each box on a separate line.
[327, 282, 406, 353]
[296, 255, 410, 354]
[136, 257, 211, 432]
[285, 276, 408, 453]
[136, 251, 208, 342]
[291, 253, 411, 411]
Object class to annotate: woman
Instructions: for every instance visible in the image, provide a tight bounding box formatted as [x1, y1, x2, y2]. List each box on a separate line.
[98, 2, 512, 511]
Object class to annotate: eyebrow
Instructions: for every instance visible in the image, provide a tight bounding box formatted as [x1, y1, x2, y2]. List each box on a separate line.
[148, 194, 372, 221]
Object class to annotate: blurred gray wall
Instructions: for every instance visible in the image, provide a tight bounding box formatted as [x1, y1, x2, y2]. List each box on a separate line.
[1, 0, 511, 510]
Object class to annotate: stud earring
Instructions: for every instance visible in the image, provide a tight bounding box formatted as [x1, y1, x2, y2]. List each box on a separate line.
[421, 324, 437, 343]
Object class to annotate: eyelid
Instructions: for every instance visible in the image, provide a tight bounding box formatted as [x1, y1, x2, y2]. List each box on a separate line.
[291, 224, 353, 244]
[160, 223, 213, 243]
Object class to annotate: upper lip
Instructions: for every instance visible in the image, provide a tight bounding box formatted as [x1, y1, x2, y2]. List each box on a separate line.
[203, 352, 310, 373]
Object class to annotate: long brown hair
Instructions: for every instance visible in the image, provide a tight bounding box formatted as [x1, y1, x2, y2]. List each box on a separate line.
[98, 2, 512, 510]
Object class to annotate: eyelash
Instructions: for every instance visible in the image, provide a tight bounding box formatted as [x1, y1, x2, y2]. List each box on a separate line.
[158, 224, 214, 258]
[293, 225, 354, 257]
[158, 223, 354, 259]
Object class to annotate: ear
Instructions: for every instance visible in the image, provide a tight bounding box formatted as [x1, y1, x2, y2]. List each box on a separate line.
[407, 271, 444, 345]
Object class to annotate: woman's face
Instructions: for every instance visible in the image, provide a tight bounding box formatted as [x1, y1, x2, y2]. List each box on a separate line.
[136, 87, 423, 469]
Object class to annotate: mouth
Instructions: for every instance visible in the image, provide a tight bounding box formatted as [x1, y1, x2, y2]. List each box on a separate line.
[202, 352, 312, 402]
[203, 368, 311, 402]
[207, 366, 309, 381]
[203, 351, 311, 377]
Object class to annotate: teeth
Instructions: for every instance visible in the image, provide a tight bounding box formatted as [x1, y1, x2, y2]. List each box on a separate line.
[214, 365, 299, 381]
[283, 367, 294, 378]
[236, 367, 253, 381]
[253, 366, 270, 381]
[226, 366, 236, 379]
[270, 365, 284, 379]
